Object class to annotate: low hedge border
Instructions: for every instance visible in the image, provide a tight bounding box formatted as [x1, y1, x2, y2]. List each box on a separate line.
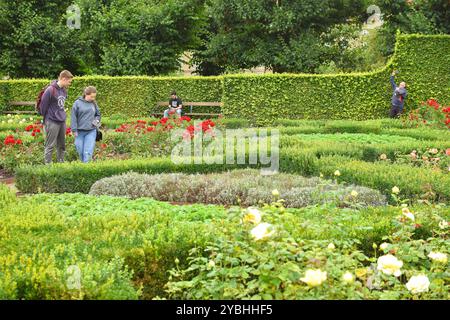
[15, 149, 450, 202]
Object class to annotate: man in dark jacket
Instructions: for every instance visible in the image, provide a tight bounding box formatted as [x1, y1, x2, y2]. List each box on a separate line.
[40, 70, 73, 164]
[389, 71, 407, 118]
[164, 91, 183, 118]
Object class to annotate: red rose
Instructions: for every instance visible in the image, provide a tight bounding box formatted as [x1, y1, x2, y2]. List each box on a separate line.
[427, 99, 440, 108]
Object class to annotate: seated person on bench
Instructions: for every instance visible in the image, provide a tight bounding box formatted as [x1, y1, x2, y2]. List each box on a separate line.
[164, 91, 183, 118]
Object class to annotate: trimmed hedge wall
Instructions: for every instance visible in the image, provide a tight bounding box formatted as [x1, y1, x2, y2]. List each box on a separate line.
[222, 34, 450, 125]
[0, 76, 222, 117]
[0, 34, 449, 122]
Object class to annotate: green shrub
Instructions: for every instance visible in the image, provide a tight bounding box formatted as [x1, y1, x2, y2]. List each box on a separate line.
[0, 193, 226, 299]
[317, 156, 450, 202]
[279, 124, 450, 142]
[0, 184, 15, 209]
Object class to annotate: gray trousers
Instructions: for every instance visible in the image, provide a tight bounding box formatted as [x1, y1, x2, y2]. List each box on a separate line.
[44, 119, 66, 164]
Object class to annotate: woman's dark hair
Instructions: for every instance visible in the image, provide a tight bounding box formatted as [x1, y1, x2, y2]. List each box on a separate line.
[83, 86, 97, 98]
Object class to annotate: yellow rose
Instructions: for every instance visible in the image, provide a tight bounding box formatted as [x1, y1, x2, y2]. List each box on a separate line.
[379, 154, 387, 160]
[392, 186, 400, 194]
[242, 207, 262, 225]
[300, 269, 327, 287]
[428, 252, 447, 264]
[355, 268, 368, 278]
[377, 254, 403, 277]
[327, 243, 335, 250]
[272, 189, 280, 197]
[406, 275, 430, 294]
[351, 190, 358, 197]
[334, 170, 341, 177]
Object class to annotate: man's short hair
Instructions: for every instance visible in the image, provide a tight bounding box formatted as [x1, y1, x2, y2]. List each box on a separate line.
[171, 91, 177, 96]
[59, 70, 74, 80]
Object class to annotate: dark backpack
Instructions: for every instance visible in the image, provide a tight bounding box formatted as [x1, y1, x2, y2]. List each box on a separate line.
[36, 84, 56, 115]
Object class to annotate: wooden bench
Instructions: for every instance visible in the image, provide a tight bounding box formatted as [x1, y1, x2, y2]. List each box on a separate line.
[153, 101, 223, 117]
[2, 101, 37, 114]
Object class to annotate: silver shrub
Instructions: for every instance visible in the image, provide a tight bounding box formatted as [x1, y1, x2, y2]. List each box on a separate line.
[89, 169, 387, 207]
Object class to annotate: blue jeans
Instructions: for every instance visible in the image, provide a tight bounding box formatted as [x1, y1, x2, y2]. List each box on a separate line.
[75, 129, 97, 163]
[164, 108, 182, 118]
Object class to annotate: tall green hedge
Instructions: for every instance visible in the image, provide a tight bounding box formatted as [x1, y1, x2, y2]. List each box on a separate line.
[222, 34, 450, 125]
[0, 76, 222, 117]
[0, 34, 449, 122]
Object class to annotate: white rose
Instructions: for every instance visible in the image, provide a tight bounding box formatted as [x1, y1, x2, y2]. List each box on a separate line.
[439, 220, 448, 229]
[406, 275, 430, 294]
[250, 223, 275, 241]
[351, 190, 358, 197]
[334, 170, 341, 177]
[401, 208, 415, 221]
[428, 252, 448, 264]
[392, 186, 400, 194]
[342, 272, 354, 284]
[7, 119, 13, 123]
[327, 243, 335, 250]
[380, 243, 389, 250]
[242, 207, 262, 225]
[300, 269, 327, 287]
[208, 260, 216, 268]
[377, 254, 403, 277]
[272, 189, 280, 197]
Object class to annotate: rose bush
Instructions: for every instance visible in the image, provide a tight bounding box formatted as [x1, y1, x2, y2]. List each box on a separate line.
[165, 194, 449, 300]
[403, 99, 450, 130]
